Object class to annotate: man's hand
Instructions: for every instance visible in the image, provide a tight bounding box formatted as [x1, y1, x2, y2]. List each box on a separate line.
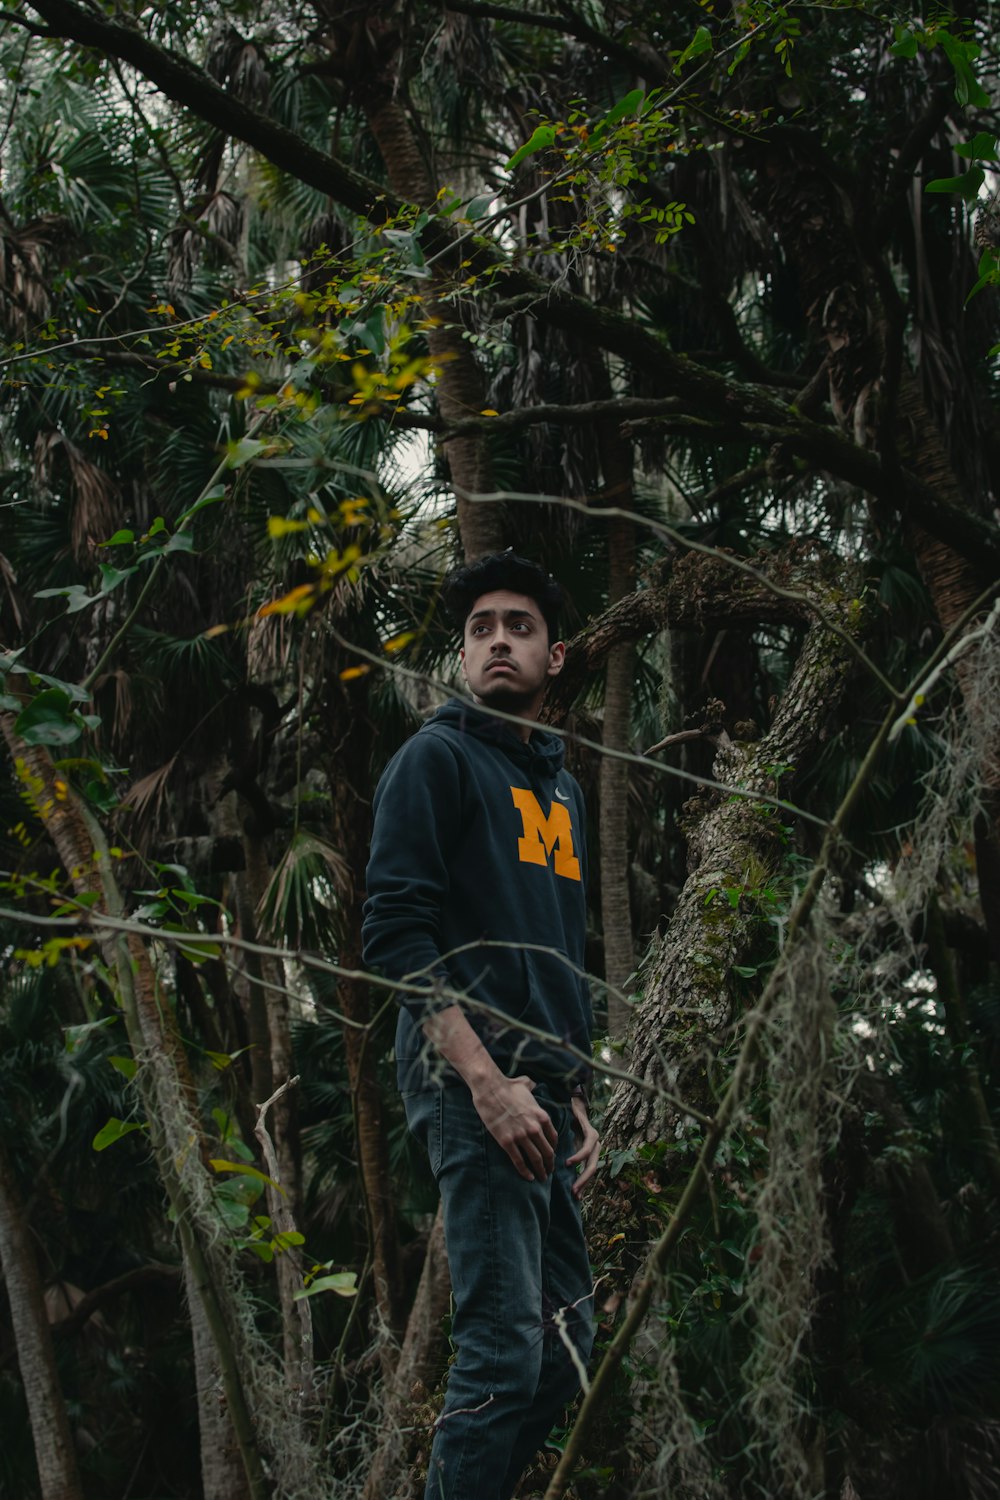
[471, 1073, 558, 1182]
[567, 1095, 600, 1198]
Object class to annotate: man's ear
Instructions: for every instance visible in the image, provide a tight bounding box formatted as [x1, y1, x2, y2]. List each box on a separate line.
[546, 641, 566, 677]
[459, 646, 468, 683]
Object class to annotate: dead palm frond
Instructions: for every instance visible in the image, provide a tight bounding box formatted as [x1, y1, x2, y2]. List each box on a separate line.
[33, 429, 120, 562]
[256, 828, 350, 951]
[118, 755, 179, 837]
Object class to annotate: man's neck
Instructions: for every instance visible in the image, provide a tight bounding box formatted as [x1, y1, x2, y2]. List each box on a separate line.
[470, 693, 542, 741]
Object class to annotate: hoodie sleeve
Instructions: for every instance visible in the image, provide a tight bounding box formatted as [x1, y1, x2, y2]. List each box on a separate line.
[361, 731, 463, 1024]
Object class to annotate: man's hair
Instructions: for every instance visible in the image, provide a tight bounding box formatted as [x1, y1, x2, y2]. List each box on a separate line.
[442, 551, 564, 642]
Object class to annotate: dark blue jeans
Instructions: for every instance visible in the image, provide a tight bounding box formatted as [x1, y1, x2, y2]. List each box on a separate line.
[404, 1084, 595, 1500]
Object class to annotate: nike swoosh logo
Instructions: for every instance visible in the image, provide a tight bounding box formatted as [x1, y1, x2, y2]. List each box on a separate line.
[555, 788, 570, 802]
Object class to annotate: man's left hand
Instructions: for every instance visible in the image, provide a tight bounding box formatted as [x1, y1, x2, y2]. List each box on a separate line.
[567, 1095, 600, 1198]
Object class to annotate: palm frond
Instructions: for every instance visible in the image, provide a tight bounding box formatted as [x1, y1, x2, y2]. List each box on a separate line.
[256, 827, 349, 950]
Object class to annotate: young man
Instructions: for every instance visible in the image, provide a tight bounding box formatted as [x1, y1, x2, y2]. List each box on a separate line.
[362, 552, 599, 1500]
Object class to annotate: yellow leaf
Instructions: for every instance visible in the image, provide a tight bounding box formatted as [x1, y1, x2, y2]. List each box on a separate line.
[256, 584, 316, 618]
[339, 665, 371, 681]
[383, 631, 416, 654]
[267, 516, 309, 538]
[480, 408, 499, 416]
[203, 623, 229, 639]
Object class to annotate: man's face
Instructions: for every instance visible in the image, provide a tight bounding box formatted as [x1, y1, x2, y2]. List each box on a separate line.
[460, 589, 565, 718]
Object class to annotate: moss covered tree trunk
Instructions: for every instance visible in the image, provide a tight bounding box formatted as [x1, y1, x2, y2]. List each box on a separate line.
[595, 551, 865, 1168]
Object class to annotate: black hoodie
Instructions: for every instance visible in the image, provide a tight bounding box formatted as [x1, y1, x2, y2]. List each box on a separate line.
[362, 698, 593, 1093]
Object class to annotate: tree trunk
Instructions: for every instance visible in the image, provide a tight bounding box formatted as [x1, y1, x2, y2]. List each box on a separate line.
[327, 673, 405, 1340]
[363, 93, 505, 560]
[0, 718, 276, 1500]
[235, 822, 310, 1390]
[184, 1257, 245, 1500]
[362, 1205, 451, 1500]
[597, 411, 638, 1034]
[0, 1135, 84, 1500]
[598, 558, 865, 1160]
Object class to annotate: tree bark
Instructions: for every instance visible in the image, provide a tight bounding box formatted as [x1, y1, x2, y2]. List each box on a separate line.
[0, 1134, 84, 1500]
[325, 668, 405, 1340]
[362, 1206, 451, 1500]
[596, 414, 639, 1036]
[362, 92, 504, 560]
[184, 1257, 245, 1500]
[0, 717, 274, 1500]
[598, 557, 865, 1161]
[236, 825, 308, 1389]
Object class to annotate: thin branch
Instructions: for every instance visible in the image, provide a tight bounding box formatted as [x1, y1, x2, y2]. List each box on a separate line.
[461, 487, 902, 700]
[323, 623, 837, 831]
[79, 407, 271, 692]
[0, 899, 706, 1120]
[889, 591, 1000, 741]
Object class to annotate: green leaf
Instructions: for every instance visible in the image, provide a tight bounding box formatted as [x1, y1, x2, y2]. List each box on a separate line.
[955, 132, 998, 161]
[178, 485, 226, 525]
[465, 194, 495, 222]
[890, 27, 918, 59]
[938, 31, 990, 108]
[31, 672, 91, 703]
[506, 124, 557, 171]
[100, 528, 135, 546]
[65, 1015, 117, 1053]
[272, 1230, 306, 1252]
[162, 531, 195, 554]
[965, 248, 1000, 304]
[35, 584, 95, 614]
[213, 1192, 251, 1229]
[160, 923, 221, 962]
[93, 1116, 147, 1151]
[925, 166, 984, 200]
[676, 25, 712, 70]
[226, 436, 269, 469]
[14, 688, 82, 746]
[209, 1159, 285, 1195]
[294, 1271, 358, 1300]
[146, 515, 167, 537]
[97, 563, 134, 593]
[591, 88, 645, 142]
[108, 1054, 137, 1080]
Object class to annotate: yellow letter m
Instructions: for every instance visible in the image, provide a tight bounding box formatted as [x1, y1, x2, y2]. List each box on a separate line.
[509, 787, 581, 882]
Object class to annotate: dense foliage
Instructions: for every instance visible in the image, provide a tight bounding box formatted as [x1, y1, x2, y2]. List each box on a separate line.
[0, 1, 999, 1497]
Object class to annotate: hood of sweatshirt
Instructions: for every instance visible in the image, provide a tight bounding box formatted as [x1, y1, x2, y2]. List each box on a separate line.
[430, 696, 565, 780]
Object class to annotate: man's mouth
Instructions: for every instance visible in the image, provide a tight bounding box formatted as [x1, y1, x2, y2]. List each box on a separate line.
[486, 660, 515, 673]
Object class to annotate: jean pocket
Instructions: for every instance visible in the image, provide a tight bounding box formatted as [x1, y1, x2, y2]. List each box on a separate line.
[404, 1089, 444, 1178]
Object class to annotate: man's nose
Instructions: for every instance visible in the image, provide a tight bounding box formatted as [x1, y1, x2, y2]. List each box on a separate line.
[490, 630, 511, 651]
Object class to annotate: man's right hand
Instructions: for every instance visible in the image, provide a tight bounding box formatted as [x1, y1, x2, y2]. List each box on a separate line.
[470, 1074, 558, 1182]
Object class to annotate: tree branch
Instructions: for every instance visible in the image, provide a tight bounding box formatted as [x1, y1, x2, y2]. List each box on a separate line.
[442, 0, 665, 80]
[24, 0, 401, 224]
